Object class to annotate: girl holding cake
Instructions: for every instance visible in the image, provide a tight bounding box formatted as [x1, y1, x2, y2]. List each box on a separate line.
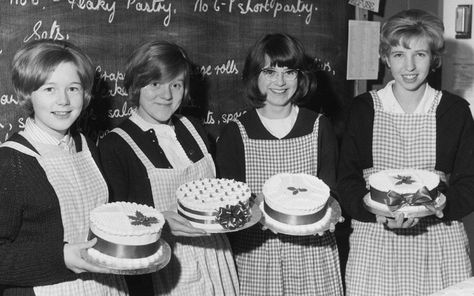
[0, 40, 128, 295]
[337, 9, 474, 295]
[215, 33, 343, 295]
[98, 40, 239, 296]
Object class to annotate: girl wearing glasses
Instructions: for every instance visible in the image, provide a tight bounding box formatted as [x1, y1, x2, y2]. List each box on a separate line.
[337, 9, 474, 295]
[216, 33, 343, 295]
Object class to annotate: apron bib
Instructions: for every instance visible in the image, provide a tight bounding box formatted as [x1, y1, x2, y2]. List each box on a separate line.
[231, 116, 343, 296]
[346, 91, 471, 296]
[3, 134, 127, 296]
[113, 116, 238, 296]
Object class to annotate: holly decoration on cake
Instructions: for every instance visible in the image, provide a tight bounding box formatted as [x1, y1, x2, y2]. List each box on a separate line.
[287, 187, 308, 195]
[128, 211, 159, 227]
[393, 175, 416, 185]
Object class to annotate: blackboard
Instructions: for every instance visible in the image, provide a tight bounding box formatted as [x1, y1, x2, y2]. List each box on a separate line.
[0, 0, 354, 143]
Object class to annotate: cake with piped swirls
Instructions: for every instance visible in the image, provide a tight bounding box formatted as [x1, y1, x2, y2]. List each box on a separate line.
[177, 178, 252, 231]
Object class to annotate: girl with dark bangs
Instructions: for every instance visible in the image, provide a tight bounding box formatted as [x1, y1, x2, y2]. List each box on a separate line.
[216, 33, 343, 295]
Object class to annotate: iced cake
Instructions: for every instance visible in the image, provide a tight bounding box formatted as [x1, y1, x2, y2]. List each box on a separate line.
[261, 173, 332, 234]
[177, 178, 252, 231]
[87, 202, 165, 270]
[366, 169, 442, 217]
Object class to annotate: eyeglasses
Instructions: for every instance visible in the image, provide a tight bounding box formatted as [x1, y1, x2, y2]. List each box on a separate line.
[260, 68, 299, 81]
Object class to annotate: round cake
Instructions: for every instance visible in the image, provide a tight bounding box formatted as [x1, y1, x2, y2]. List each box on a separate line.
[87, 202, 166, 270]
[177, 178, 252, 231]
[261, 173, 332, 235]
[366, 169, 443, 217]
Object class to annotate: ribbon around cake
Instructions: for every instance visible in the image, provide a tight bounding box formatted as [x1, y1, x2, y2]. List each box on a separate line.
[215, 202, 251, 230]
[178, 201, 251, 230]
[88, 231, 160, 259]
[370, 186, 438, 214]
[264, 202, 328, 226]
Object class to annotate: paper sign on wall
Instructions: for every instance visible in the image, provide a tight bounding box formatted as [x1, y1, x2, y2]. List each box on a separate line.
[348, 0, 380, 13]
[346, 20, 380, 80]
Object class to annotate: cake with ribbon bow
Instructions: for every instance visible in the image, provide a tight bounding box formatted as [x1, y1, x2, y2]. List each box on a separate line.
[87, 202, 166, 270]
[261, 173, 333, 234]
[177, 178, 252, 231]
[366, 169, 444, 217]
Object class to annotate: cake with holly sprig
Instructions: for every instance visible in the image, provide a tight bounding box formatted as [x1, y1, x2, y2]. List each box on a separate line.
[87, 202, 165, 270]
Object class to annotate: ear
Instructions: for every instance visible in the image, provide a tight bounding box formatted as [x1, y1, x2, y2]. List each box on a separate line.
[382, 55, 391, 69]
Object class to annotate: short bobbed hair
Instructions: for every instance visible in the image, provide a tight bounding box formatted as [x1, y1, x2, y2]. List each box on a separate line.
[380, 9, 445, 69]
[124, 40, 192, 107]
[243, 33, 312, 108]
[11, 39, 95, 116]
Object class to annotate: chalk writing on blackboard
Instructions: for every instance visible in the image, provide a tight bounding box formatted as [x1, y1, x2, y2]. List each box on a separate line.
[96, 66, 127, 97]
[24, 20, 70, 42]
[199, 59, 239, 77]
[67, 0, 117, 23]
[203, 109, 247, 125]
[194, 0, 318, 24]
[107, 102, 135, 119]
[0, 94, 18, 106]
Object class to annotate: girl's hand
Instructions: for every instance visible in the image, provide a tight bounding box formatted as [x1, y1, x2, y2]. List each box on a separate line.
[63, 238, 111, 274]
[376, 213, 419, 229]
[162, 211, 208, 237]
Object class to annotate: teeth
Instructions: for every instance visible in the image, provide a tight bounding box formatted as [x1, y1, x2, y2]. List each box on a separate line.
[53, 111, 69, 115]
[403, 75, 416, 79]
[271, 89, 286, 94]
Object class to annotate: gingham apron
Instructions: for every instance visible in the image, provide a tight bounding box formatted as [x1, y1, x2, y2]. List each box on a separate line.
[112, 116, 238, 296]
[2, 134, 128, 296]
[230, 115, 343, 296]
[346, 90, 472, 296]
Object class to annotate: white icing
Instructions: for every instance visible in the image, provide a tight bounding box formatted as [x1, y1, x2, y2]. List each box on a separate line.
[262, 173, 330, 215]
[176, 178, 251, 230]
[90, 202, 164, 246]
[369, 169, 439, 194]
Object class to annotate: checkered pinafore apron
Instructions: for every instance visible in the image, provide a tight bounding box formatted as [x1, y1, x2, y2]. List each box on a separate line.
[229, 115, 343, 296]
[3, 134, 128, 296]
[112, 116, 238, 296]
[345, 91, 472, 296]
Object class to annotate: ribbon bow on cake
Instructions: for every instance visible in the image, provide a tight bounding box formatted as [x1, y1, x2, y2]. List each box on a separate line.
[385, 186, 438, 214]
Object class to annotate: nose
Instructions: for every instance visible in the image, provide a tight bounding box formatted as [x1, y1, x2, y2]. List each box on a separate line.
[57, 89, 70, 105]
[160, 84, 173, 100]
[274, 71, 286, 85]
[405, 56, 415, 71]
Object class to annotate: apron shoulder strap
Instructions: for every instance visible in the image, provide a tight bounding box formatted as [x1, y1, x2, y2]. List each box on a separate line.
[177, 116, 209, 154]
[369, 90, 383, 110]
[0, 140, 40, 158]
[235, 119, 249, 140]
[112, 128, 156, 171]
[428, 90, 443, 114]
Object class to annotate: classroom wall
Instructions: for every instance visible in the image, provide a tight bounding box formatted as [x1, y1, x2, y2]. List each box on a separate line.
[441, 0, 474, 270]
[0, 1, 354, 143]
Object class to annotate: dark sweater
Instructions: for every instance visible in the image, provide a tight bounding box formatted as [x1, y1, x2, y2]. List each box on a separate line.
[337, 91, 474, 222]
[98, 115, 211, 206]
[0, 133, 100, 296]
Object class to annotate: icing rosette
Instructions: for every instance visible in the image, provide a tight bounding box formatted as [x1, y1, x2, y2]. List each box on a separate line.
[215, 201, 251, 230]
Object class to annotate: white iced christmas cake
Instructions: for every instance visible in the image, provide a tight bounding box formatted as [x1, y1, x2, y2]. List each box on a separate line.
[261, 173, 332, 234]
[366, 169, 442, 217]
[87, 202, 165, 270]
[177, 178, 252, 231]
